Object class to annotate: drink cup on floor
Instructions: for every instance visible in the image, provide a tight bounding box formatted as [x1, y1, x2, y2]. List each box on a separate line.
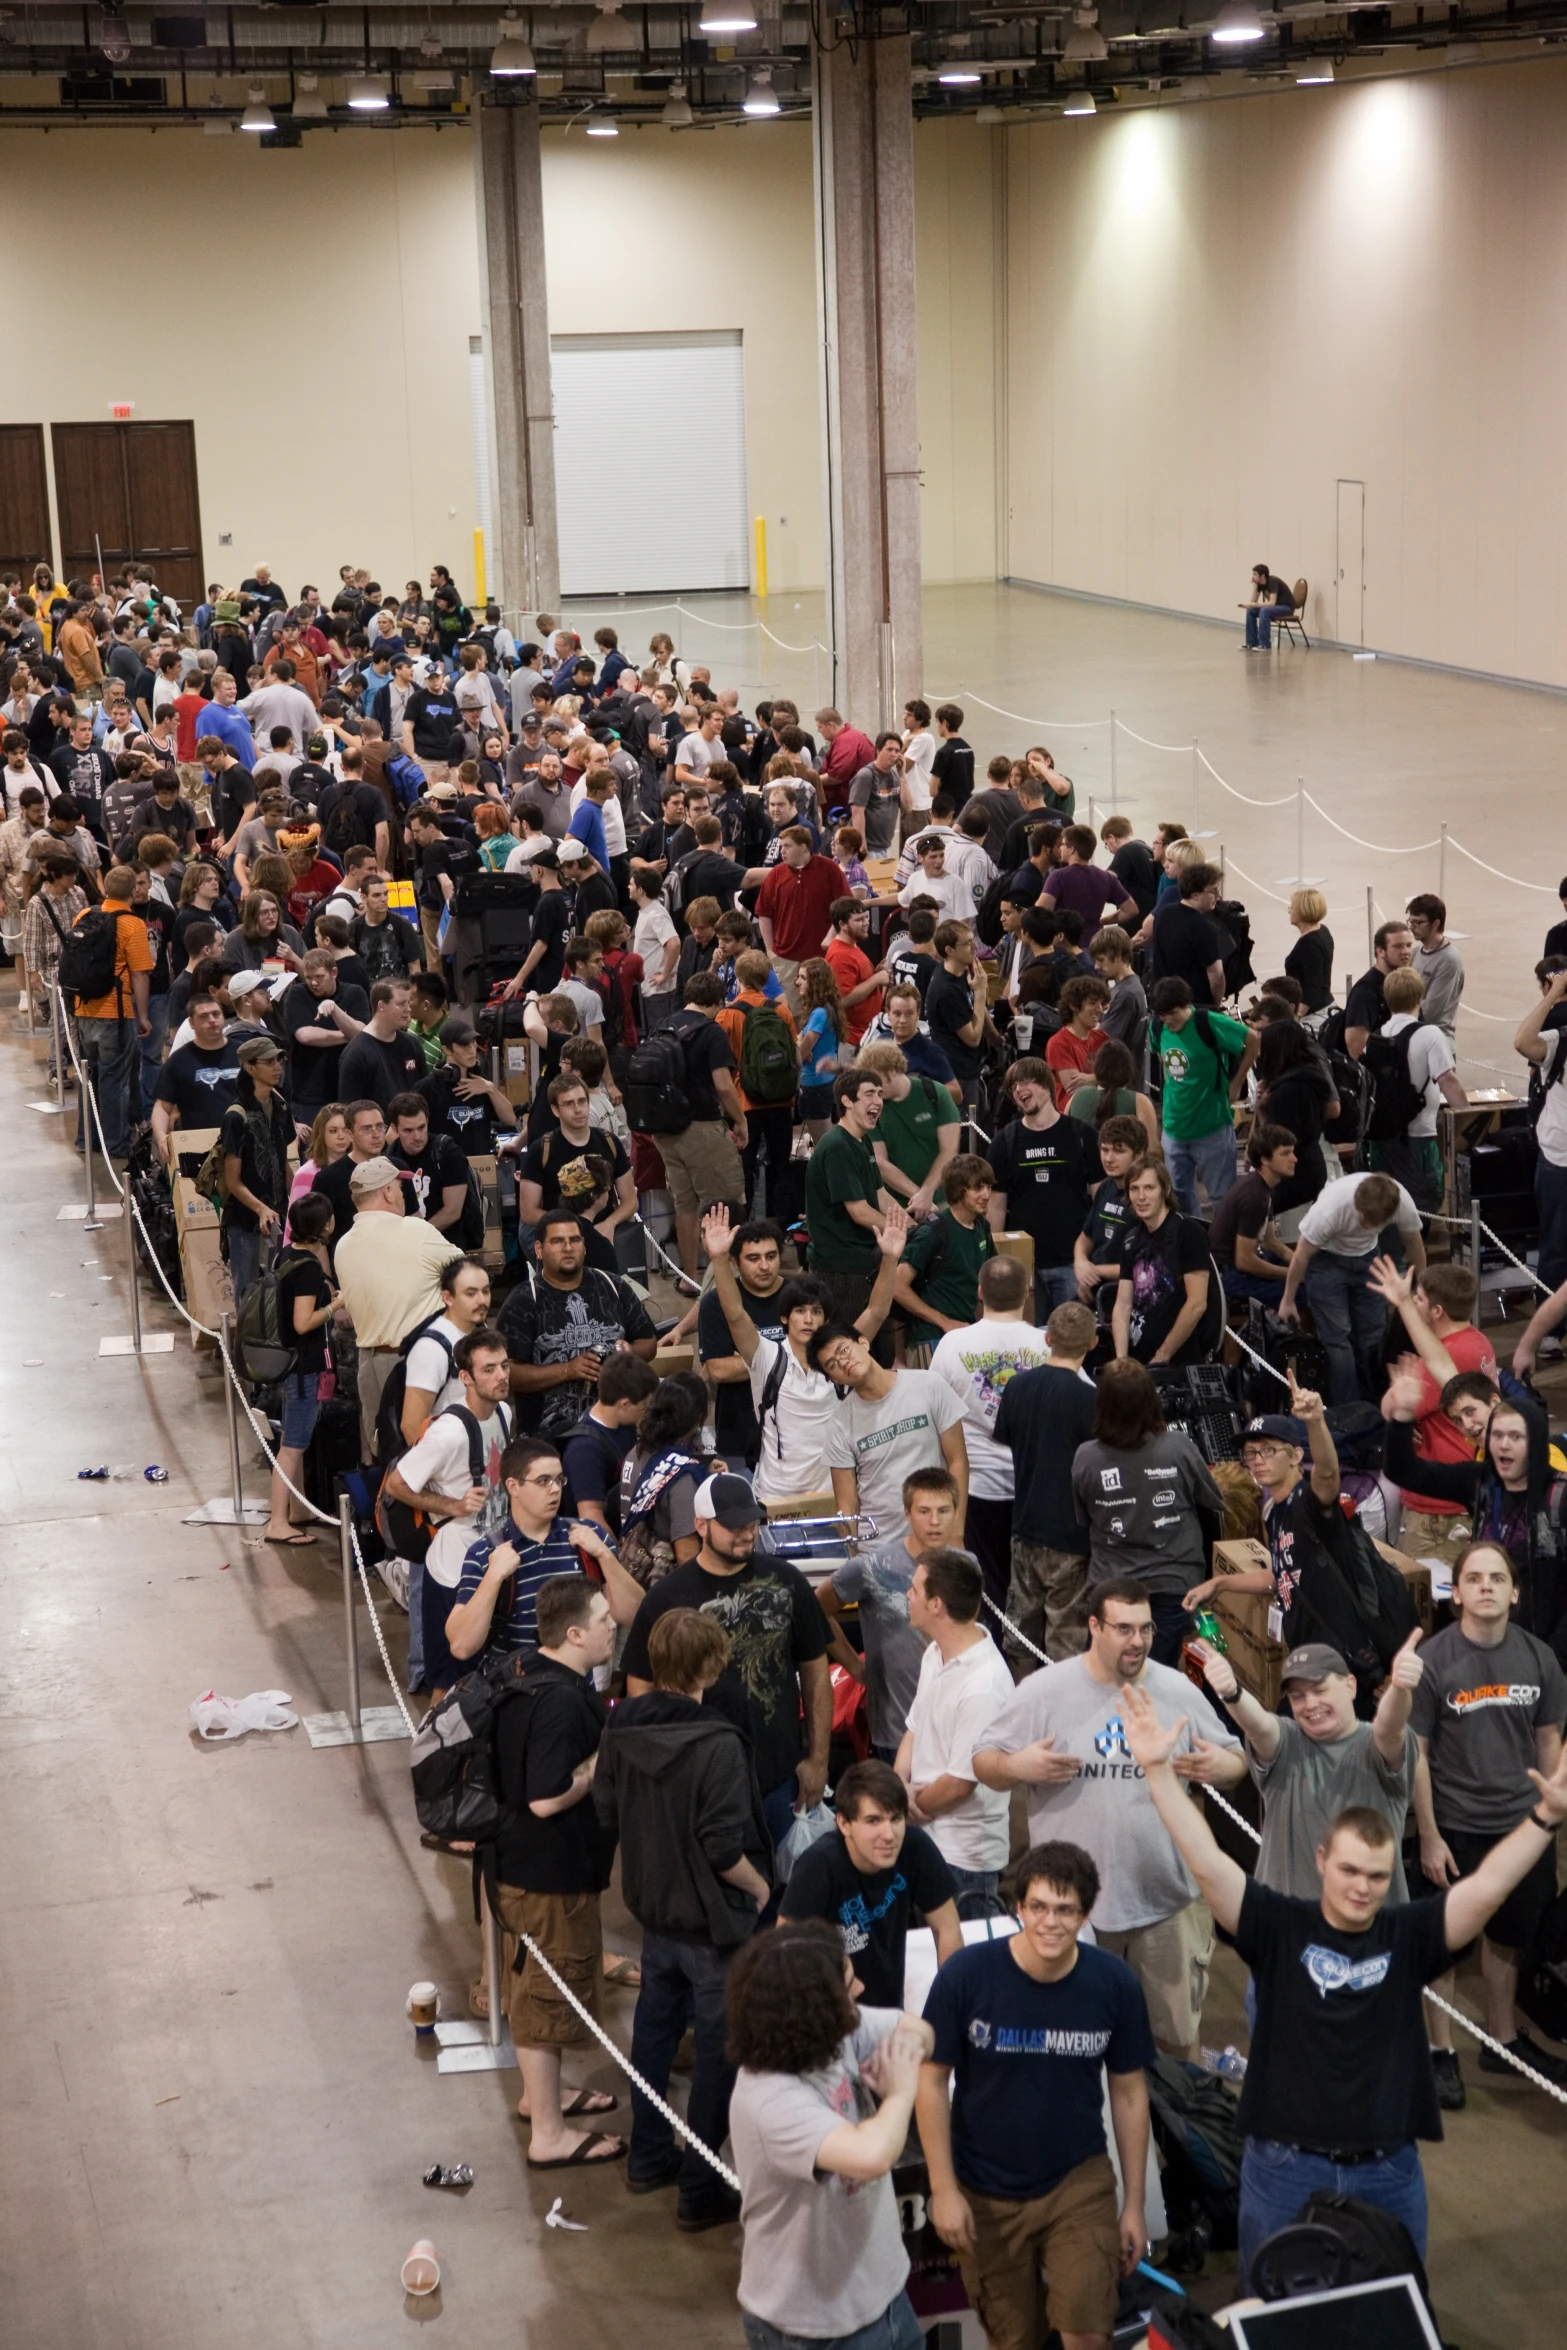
[407, 1982, 440, 2034]
[402, 2240, 440, 2294]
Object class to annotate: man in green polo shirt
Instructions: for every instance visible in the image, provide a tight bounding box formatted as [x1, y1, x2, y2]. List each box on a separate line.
[1148, 976, 1256, 1215]
[893, 1154, 997, 1365]
[857, 1038, 961, 1216]
[805, 1068, 896, 1362]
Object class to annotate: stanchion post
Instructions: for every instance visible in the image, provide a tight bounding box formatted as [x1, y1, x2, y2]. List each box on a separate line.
[1109, 709, 1118, 812]
[125, 1180, 143, 1352]
[1296, 778, 1305, 888]
[1439, 821, 1447, 903]
[51, 982, 66, 1103]
[1192, 740, 1199, 830]
[339, 1491, 362, 1734]
[1365, 885, 1375, 968]
[81, 1068, 102, 1233]
[221, 1310, 244, 1518]
[486, 1890, 505, 2053]
[1470, 1202, 1483, 1284]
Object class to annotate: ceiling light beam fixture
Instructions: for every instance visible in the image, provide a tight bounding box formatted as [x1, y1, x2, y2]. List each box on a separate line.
[585, 1, 629, 55]
[938, 67, 983, 83]
[585, 113, 620, 135]
[240, 83, 275, 131]
[1296, 58, 1333, 82]
[490, 12, 537, 75]
[699, 3, 759, 32]
[346, 73, 390, 110]
[1063, 88, 1097, 113]
[743, 65, 780, 113]
[293, 73, 327, 118]
[662, 81, 694, 126]
[1211, 2, 1266, 45]
[1063, 9, 1109, 65]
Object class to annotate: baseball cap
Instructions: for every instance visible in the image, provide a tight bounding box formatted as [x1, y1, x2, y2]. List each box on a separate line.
[1243, 1414, 1309, 1451]
[693, 1473, 767, 1529]
[427, 780, 459, 802]
[237, 1033, 282, 1067]
[1280, 1643, 1351, 1685]
[226, 968, 268, 1000]
[513, 835, 553, 861]
[439, 1015, 478, 1046]
[348, 1154, 401, 1197]
[557, 835, 589, 862]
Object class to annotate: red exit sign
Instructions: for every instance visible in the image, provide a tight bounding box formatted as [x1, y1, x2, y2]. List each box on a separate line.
[110, 402, 134, 419]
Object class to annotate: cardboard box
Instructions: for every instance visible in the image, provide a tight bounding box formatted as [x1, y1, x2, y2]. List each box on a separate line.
[469, 1153, 506, 1270]
[653, 1344, 696, 1379]
[172, 1169, 218, 1233]
[504, 1040, 530, 1109]
[1209, 1537, 1285, 1711]
[994, 1229, 1035, 1306]
[177, 1220, 233, 1350]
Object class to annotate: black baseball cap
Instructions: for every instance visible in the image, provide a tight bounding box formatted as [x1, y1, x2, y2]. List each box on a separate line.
[693, 1473, 766, 1529]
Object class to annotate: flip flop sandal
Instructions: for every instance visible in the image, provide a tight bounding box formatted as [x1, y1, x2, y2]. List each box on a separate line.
[602, 1956, 642, 1988]
[527, 2132, 627, 2171]
[516, 2090, 618, 2122]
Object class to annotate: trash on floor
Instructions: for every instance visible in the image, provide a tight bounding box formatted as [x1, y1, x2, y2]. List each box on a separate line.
[546, 2199, 588, 2231]
[422, 2163, 474, 2190]
[145, 1465, 169, 1483]
[188, 1690, 299, 1741]
[401, 2240, 440, 2295]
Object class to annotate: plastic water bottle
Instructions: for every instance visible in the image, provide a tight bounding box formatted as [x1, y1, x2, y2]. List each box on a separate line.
[1199, 2044, 1248, 2082]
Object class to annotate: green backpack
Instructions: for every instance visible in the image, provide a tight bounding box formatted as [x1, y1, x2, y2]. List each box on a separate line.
[739, 999, 799, 1104]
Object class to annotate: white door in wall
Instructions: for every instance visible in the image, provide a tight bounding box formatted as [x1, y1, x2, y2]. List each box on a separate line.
[550, 330, 749, 596]
[1335, 478, 1365, 647]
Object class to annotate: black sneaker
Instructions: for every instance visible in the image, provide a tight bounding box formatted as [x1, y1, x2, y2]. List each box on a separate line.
[626, 2162, 683, 2196]
[1431, 2048, 1466, 2110]
[1477, 2030, 1567, 2084]
[676, 2191, 742, 2233]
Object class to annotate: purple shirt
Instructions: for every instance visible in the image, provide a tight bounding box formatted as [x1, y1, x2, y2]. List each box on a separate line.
[1042, 861, 1129, 926]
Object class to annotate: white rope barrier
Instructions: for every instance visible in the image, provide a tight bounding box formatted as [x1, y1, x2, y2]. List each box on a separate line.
[1427, 1211, 1556, 1300]
[1301, 796, 1442, 856]
[634, 1214, 704, 1296]
[1446, 837, 1559, 895]
[1116, 720, 1202, 756]
[931, 688, 1111, 732]
[1195, 748, 1297, 809]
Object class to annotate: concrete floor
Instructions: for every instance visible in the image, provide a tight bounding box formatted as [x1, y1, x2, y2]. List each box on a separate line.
[5, 586, 1567, 2347]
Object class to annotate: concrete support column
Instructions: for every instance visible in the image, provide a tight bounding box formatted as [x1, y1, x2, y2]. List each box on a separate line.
[474, 95, 559, 618]
[812, 33, 923, 732]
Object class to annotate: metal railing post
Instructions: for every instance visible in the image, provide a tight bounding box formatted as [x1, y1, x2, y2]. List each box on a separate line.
[339, 1492, 362, 1734]
[81, 1068, 102, 1232]
[125, 1178, 143, 1352]
[221, 1311, 244, 1518]
[51, 982, 66, 1102]
[486, 1892, 505, 2053]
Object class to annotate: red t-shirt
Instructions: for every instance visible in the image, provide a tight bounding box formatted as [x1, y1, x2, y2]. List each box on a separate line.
[173, 689, 210, 764]
[1399, 1323, 1498, 1515]
[757, 855, 843, 960]
[822, 727, 877, 788]
[1045, 1023, 1108, 1111]
[825, 937, 881, 1042]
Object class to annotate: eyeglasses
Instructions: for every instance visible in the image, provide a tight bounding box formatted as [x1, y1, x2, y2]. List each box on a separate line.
[521, 1471, 564, 1490]
[1019, 1898, 1084, 1923]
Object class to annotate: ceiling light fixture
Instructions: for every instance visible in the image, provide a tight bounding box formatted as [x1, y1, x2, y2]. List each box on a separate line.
[98, 5, 131, 67]
[975, 103, 1004, 123]
[1296, 58, 1333, 82]
[202, 114, 234, 135]
[585, 114, 620, 135]
[1062, 88, 1097, 113]
[661, 81, 694, 125]
[585, 1, 628, 54]
[490, 12, 537, 75]
[240, 83, 275, 131]
[293, 74, 327, 118]
[743, 66, 780, 114]
[413, 39, 454, 92]
[938, 68, 983, 83]
[1211, 2, 1266, 45]
[1063, 9, 1109, 64]
[698, 3, 759, 32]
[346, 73, 390, 111]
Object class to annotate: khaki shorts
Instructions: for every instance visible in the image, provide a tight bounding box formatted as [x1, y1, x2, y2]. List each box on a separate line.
[495, 1885, 603, 2050]
[1399, 1507, 1473, 1570]
[1096, 1897, 1215, 2053]
[960, 2154, 1121, 2347]
[657, 1117, 746, 1215]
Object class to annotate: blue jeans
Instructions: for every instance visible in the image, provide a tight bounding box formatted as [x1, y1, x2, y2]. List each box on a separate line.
[628, 1932, 738, 2215]
[1538, 1155, 1567, 1299]
[1304, 1249, 1388, 1405]
[1035, 1262, 1082, 1318]
[1245, 603, 1291, 648]
[75, 1014, 141, 1157]
[406, 1556, 427, 1688]
[137, 993, 169, 1120]
[742, 2291, 924, 2350]
[761, 1774, 800, 1926]
[1222, 1267, 1289, 1309]
[1239, 2138, 1427, 2289]
[1162, 1124, 1236, 1215]
[225, 1223, 270, 1303]
[948, 1865, 1003, 1921]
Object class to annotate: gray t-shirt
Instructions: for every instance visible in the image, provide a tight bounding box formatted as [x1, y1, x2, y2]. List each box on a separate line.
[824, 1370, 965, 1545]
[730, 2007, 909, 2336]
[1409, 1621, 1567, 1837]
[1253, 1717, 1416, 1904]
[1070, 1434, 1221, 1595]
[982, 1657, 1241, 1931]
[832, 1537, 943, 1751]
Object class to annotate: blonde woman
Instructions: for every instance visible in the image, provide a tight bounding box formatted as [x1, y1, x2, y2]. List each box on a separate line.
[1285, 886, 1335, 1018]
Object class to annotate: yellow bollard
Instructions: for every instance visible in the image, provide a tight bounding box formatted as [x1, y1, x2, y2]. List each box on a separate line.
[473, 527, 487, 607]
[753, 515, 768, 600]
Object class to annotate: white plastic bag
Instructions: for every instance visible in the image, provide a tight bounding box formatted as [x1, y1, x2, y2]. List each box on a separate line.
[188, 1689, 299, 1741]
[775, 1801, 836, 1886]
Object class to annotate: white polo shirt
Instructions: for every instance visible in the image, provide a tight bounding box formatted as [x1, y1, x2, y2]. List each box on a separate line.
[1297, 1169, 1422, 1258]
[904, 1627, 1015, 1871]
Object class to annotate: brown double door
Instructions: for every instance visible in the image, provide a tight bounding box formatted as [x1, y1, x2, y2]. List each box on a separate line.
[0, 425, 52, 576]
[52, 420, 204, 605]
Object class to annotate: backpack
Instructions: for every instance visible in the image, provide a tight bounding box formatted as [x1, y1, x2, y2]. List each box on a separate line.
[374, 1313, 456, 1466]
[1211, 898, 1255, 996]
[975, 865, 1014, 948]
[1327, 1047, 1368, 1148]
[409, 1643, 538, 1843]
[621, 1022, 693, 1135]
[375, 1402, 496, 1566]
[1361, 1022, 1429, 1144]
[56, 905, 125, 1008]
[1280, 1493, 1419, 1714]
[387, 752, 427, 810]
[739, 998, 798, 1103]
[1143, 2057, 1243, 2252]
[235, 1244, 314, 1383]
[1261, 2191, 1431, 2314]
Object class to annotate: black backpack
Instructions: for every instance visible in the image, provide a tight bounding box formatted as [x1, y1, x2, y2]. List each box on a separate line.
[976, 865, 1015, 949]
[409, 1643, 538, 1842]
[375, 1402, 500, 1565]
[1361, 1022, 1430, 1144]
[1144, 2057, 1243, 2252]
[1283, 1497, 1419, 1715]
[374, 1313, 456, 1465]
[1254, 2191, 1431, 2313]
[1211, 899, 1255, 996]
[56, 905, 125, 1007]
[235, 1244, 315, 1384]
[622, 1021, 693, 1135]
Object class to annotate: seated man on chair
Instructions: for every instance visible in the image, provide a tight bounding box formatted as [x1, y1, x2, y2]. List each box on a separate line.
[1243, 563, 1295, 651]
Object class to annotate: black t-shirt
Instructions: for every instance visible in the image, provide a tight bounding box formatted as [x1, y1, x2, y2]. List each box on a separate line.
[154, 1038, 243, 1124]
[1118, 1212, 1216, 1365]
[283, 979, 369, 1108]
[925, 964, 983, 1080]
[676, 849, 744, 908]
[984, 1114, 1099, 1270]
[1284, 928, 1334, 1014]
[497, 1267, 657, 1437]
[559, 1411, 638, 1535]
[405, 686, 460, 762]
[417, 1064, 502, 1159]
[521, 1124, 631, 1212]
[1081, 1178, 1133, 1268]
[931, 737, 974, 813]
[527, 890, 571, 994]
[414, 833, 456, 911]
[319, 779, 387, 849]
[313, 1150, 385, 1255]
[494, 1658, 615, 1894]
[885, 943, 937, 1003]
[780, 1825, 957, 2007]
[992, 1363, 1098, 1551]
[338, 1027, 426, 1109]
[1260, 1479, 1370, 1653]
[1208, 1170, 1277, 1273]
[277, 1250, 332, 1374]
[1109, 838, 1160, 921]
[171, 900, 235, 976]
[1150, 902, 1222, 1002]
[698, 1281, 788, 1465]
[621, 1553, 829, 1797]
[351, 912, 421, 986]
[130, 898, 173, 996]
[1344, 967, 1388, 1039]
[390, 1131, 480, 1243]
[672, 1009, 737, 1124]
[1235, 1876, 1450, 2149]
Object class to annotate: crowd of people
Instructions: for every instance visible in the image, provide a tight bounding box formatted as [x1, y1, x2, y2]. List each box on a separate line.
[8, 553, 1567, 2346]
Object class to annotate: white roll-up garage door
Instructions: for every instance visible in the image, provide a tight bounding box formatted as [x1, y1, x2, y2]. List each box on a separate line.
[550, 329, 749, 597]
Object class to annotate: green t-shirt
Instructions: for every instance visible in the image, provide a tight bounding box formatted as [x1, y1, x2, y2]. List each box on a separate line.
[1067, 1084, 1136, 1126]
[1157, 1008, 1247, 1143]
[874, 1073, 961, 1199]
[900, 1209, 995, 1351]
[805, 1120, 884, 1273]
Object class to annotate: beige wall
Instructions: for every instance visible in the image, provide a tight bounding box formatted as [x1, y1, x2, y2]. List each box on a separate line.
[0, 125, 482, 601]
[1000, 61, 1567, 686]
[914, 117, 998, 586]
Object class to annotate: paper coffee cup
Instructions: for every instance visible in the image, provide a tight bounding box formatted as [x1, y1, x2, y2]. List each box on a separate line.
[407, 1982, 439, 2033]
[402, 2240, 439, 2295]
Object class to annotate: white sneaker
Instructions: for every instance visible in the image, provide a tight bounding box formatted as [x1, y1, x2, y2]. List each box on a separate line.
[377, 1554, 411, 1611]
